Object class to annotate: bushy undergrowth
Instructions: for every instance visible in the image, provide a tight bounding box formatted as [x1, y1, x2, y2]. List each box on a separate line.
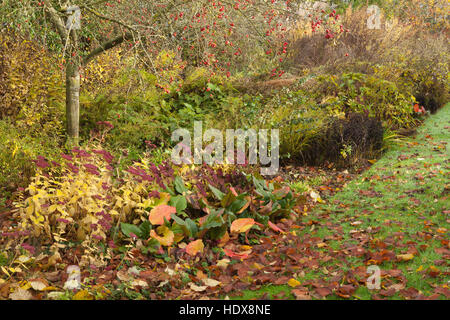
[313, 72, 418, 130]
[0, 120, 62, 199]
[10, 146, 299, 265]
[0, 31, 65, 195]
[0, 30, 65, 131]
[315, 112, 384, 165]
[0, 3, 447, 200]
[0, 2, 448, 282]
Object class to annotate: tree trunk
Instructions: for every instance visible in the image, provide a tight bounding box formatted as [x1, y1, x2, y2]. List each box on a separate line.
[66, 62, 80, 140]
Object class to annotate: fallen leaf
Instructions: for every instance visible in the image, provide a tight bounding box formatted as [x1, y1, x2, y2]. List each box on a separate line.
[150, 226, 174, 246]
[252, 262, 264, 270]
[223, 248, 249, 260]
[287, 278, 301, 288]
[128, 266, 141, 276]
[292, 288, 311, 300]
[387, 283, 405, 292]
[29, 279, 49, 291]
[315, 287, 332, 297]
[397, 253, 414, 261]
[47, 291, 64, 300]
[196, 270, 207, 280]
[72, 289, 94, 300]
[116, 269, 133, 282]
[427, 266, 441, 277]
[268, 221, 284, 233]
[189, 283, 207, 292]
[230, 218, 255, 233]
[216, 259, 230, 269]
[218, 231, 230, 247]
[310, 190, 323, 203]
[131, 279, 148, 288]
[185, 239, 204, 256]
[317, 242, 327, 248]
[202, 278, 221, 287]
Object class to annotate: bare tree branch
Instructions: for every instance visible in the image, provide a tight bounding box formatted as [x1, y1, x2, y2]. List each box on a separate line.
[82, 32, 133, 66]
[42, 0, 68, 42]
[81, 5, 136, 32]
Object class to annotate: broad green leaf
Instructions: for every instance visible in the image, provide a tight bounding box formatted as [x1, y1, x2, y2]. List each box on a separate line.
[169, 195, 187, 213]
[163, 183, 176, 196]
[171, 214, 198, 237]
[139, 220, 152, 239]
[200, 210, 224, 230]
[174, 176, 188, 194]
[207, 224, 227, 240]
[208, 184, 225, 200]
[227, 197, 248, 213]
[121, 223, 142, 238]
[221, 191, 236, 208]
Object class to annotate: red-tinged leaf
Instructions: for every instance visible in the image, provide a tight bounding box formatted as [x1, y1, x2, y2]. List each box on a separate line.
[223, 248, 249, 260]
[149, 205, 176, 225]
[236, 196, 251, 214]
[272, 186, 290, 198]
[315, 287, 332, 297]
[379, 288, 396, 297]
[149, 226, 174, 246]
[185, 239, 204, 256]
[292, 288, 311, 300]
[336, 285, 356, 298]
[218, 231, 230, 247]
[259, 201, 273, 215]
[230, 218, 255, 233]
[268, 221, 284, 233]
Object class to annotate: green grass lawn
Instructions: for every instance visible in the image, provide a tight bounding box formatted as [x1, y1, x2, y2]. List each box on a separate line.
[233, 104, 449, 300]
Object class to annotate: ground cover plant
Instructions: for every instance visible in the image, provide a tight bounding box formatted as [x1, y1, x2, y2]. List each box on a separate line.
[0, 0, 449, 301]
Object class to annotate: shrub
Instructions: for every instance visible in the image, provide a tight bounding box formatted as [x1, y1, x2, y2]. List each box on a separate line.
[12, 146, 298, 264]
[314, 112, 384, 165]
[313, 72, 417, 129]
[257, 87, 331, 163]
[287, 5, 413, 72]
[0, 30, 65, 136]
[0, 120, 62, 194]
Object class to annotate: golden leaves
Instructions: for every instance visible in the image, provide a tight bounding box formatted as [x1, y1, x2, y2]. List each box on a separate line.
[150, 226, 175, 246]
[230, 218, 255, 233]
[396, 253, 414, 262]
[72, 289, 94, 300]
[287, 278, 301, 288]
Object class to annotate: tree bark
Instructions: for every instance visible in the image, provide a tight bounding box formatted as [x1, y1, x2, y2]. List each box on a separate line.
[66, 61, 80, 140]
[43, 1, 134, 140]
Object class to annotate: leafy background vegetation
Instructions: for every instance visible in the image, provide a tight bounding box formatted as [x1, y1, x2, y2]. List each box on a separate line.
[0, 0, 448, 300]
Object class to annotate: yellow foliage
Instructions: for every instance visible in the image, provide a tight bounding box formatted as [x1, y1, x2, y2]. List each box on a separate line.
[14, 145, 176, 261]
[0, 30, 64, 134]
[82, 47, 123, 94]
